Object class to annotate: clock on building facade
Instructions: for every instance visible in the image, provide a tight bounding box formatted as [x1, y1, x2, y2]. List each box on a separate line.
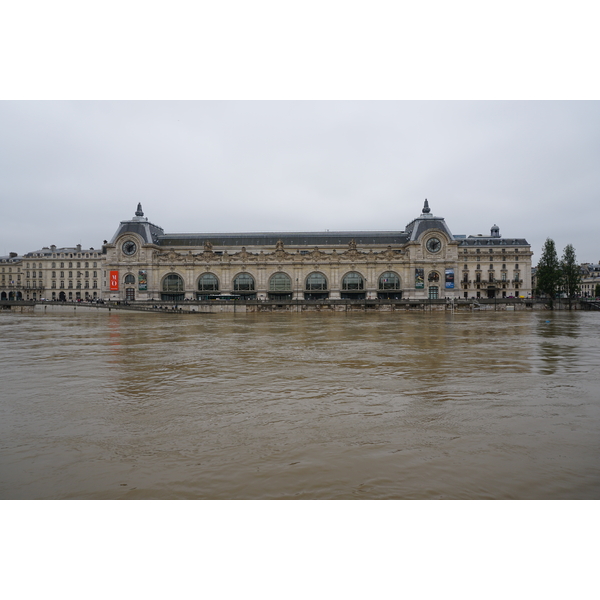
[122, 240, 137, 256]
[426, 237, 442, 253]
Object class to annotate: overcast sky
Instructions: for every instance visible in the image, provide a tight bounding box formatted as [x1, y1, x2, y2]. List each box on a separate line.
[1, 101, 599, 263]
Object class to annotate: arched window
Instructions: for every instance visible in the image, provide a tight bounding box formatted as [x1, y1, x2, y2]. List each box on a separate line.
[269, 273, 292, 292]
[428, 271, 440, 283]
[198, 273, 219, 291]
[305, 272, 327, 290]
[163, 273, 184, 292]
[342, 272, 364, 290]
[233, 273, 255, 291]
[124, 274, 135, 284]
[378, 271, 400, 290]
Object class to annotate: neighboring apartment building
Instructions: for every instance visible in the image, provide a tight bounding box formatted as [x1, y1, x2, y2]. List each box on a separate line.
[580, 262, 600, 297]
[1, 246, 103, 302]
[0, 253, 23, 300]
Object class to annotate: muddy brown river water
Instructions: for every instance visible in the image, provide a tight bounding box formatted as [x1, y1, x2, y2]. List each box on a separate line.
[1, 309, 599, 499]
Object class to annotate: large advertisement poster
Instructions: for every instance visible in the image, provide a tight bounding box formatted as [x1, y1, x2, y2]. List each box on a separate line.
[445, 269, 454, 289]
[415, 268, 424, 289]
[138, 270, 147, 291]
[109, 271, 119, 291]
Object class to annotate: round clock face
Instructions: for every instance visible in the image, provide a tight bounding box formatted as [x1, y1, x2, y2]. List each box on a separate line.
[122, 241, 137, 256]
[426, 237, 442, 253]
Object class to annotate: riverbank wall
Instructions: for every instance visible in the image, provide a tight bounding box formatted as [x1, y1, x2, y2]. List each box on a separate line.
[0, 298, 593, 315]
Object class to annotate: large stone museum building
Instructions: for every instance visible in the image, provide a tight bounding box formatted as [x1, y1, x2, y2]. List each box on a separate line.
[1, 200, 533, 303]
[104, 200, 533, 302]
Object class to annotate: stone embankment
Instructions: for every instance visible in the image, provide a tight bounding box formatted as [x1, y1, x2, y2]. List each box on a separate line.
[2, 299, 596, 315]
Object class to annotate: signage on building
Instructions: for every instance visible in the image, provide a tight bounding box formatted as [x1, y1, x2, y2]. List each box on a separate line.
[109, 271, 119, 291]
[445, 269, 454, 289]
[138, 270, 147, 291]
[415, 268, 424, 289]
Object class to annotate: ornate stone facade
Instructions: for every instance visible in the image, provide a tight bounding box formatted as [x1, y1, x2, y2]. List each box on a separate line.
[101, 200, 533, 302]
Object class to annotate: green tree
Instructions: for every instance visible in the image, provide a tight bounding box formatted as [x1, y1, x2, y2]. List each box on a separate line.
[536, 238, 561, 308]
[561, 244, 581, 309]
[595, 283, 600, 298]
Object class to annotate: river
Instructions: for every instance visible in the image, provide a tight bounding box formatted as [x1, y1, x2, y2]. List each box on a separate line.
[1, 309, 599, 499]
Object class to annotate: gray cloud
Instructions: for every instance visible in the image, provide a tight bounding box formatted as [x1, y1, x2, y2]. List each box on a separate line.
[1, 101, 599, 264]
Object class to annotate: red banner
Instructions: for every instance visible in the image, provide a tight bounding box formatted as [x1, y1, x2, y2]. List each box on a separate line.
[110, 271, 119, 291]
